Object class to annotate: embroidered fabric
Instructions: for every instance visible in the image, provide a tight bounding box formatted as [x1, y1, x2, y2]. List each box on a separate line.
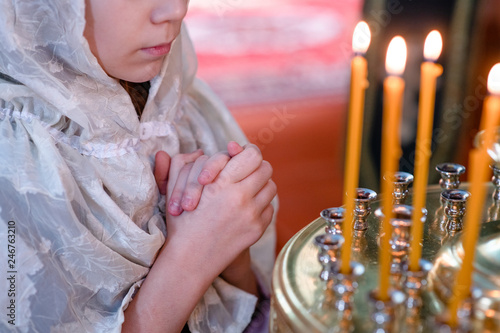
[0, 1, 276, 332]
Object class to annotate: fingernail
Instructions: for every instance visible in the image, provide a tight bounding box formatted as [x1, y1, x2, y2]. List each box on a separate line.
[182, 196, 193, 210]
[199, 170, 211, 182]
[168, 200, 181, 215]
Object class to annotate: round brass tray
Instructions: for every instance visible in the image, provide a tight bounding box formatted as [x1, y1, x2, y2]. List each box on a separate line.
[270, 184, 500, 332]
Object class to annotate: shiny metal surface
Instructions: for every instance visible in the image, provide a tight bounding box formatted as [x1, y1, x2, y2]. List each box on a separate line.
[270, 183, 500, 332]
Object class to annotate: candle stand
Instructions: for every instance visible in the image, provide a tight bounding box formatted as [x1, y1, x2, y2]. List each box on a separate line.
[270, 180, 500, 332]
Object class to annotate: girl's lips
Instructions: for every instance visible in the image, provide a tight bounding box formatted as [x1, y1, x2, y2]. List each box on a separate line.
[141, 43, 171, 57]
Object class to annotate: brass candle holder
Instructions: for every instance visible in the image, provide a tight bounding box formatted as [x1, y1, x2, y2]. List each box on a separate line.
[271, 182, 500, 333]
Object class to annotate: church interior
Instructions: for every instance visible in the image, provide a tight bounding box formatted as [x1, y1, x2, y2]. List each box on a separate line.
[185, 0, 500, 253]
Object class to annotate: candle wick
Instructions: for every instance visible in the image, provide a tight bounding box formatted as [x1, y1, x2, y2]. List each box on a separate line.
[386, 72, 404, 78]
[353, 51, 366, 57]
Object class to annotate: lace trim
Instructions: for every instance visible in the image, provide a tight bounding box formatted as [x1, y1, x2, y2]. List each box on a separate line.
[139, 121, 176, 141]
[0, 108, 176, 158]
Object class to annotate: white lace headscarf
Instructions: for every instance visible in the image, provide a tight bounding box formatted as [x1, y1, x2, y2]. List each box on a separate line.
[0, 1, 275, 332]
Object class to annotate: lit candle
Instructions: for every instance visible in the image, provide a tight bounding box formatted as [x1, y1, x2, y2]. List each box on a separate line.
[409, 30, 443, 272]
[340, 21, 371, 274]
[379, 36, 407, 301]
[448, 63, 500, 326]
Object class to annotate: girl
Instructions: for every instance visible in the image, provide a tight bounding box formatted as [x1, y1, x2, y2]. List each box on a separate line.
[0, 0, 277, 332]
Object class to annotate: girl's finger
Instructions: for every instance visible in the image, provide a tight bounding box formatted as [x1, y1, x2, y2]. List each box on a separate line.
[227, 141, 244, 157]
[238, 160, 273, 197]
[168, 162, 194, 216]
[154, 151, 171, 195]
[219, 144, 263, 183]
[166, 149, 203, 198]
[252, 180, 277, 215]
[197, 151, 231, 185]
[180, 155, 209, 211]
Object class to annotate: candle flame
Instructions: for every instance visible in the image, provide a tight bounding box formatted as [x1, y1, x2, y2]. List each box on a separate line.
[423, 30, 442, 61]
[385, 36, 407, 76]
[488, 63, 500, 95]
[352, 21, 371, 54]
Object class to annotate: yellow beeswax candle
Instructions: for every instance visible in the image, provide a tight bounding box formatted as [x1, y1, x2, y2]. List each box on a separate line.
[448, 63, 500, 327]
[340, 21, 371, 274]
[379, 36, 407, 300]
[409, 30, 443, 272]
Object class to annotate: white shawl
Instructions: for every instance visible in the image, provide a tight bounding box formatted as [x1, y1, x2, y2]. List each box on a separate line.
[0, 1, 276, 332]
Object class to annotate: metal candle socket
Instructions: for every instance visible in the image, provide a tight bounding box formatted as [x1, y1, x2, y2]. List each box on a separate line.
[454, 288, 483, 333]
[332, 261, 365, 314]
[491, 164, 500, 201]
[314, 233, 344, 281]
[353, 188, 377, 231]
[368, 290, 406, 333]
[432, 288, 481, 333]
[375, 205, 427, 276]
[402, 260, 433, 316]
[385, 172, 414, 204]
[320, 207, 345, 235]
[436, 163, 466, 190]
[488, 165, 500, 221]
[441, 189, 471, 232]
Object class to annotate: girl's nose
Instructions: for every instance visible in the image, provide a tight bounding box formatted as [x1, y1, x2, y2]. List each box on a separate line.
[151, 0, 188, 24]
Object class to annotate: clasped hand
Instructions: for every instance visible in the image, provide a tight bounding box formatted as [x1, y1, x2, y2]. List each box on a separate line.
[154, 142, 276, 287]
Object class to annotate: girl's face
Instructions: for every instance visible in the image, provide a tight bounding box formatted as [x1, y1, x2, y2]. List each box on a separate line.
[84, 0, 188, 83]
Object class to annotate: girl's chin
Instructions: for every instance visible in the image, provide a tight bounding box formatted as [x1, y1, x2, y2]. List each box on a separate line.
[108, 62, 163, 83]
